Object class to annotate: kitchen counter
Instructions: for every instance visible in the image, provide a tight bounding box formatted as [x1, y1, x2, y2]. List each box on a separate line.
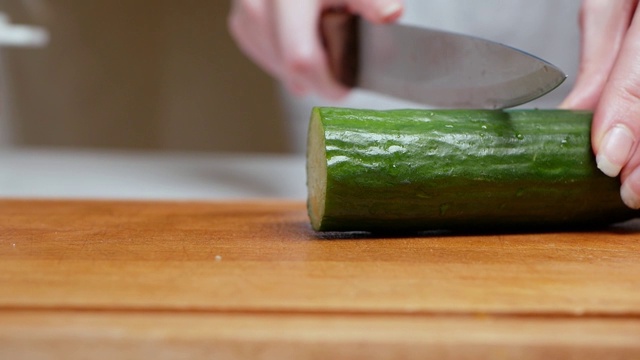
[0, 148, 307, 200]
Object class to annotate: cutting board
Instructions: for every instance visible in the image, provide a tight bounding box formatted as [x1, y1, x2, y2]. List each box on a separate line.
[1, 199, 640, 359]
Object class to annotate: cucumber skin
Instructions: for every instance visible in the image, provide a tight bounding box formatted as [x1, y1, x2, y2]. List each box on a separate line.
[309, 107, 638, 232]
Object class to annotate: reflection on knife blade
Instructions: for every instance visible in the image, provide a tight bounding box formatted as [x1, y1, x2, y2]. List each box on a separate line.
[321, 9, 566, 109]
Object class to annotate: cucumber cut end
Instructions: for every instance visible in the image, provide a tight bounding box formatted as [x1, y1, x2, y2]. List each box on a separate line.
[307, 108, 327, 231]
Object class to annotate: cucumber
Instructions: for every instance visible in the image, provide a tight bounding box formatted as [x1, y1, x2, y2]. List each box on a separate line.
[306, 107, 638, 232]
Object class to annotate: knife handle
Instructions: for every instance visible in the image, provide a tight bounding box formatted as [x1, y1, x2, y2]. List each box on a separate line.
[320, 8, 360, 88]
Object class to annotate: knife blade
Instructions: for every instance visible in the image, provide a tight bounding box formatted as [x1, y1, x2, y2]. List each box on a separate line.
[320, 9, 566, 109]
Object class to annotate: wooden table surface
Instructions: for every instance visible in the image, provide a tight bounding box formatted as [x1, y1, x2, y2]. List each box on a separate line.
[2, 199, 640, 359]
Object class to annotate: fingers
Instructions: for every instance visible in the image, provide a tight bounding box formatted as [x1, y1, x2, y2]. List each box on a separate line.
[561, 0, 637, 110]
[228, 0, 282, 78]
[272, 0, 403, 99]
[345, 0, 404, 23]
[562, 0, 640, 209]
[274, 0, 351, 99]
[229, 0, 404, 100]
[590, 4, 640, 208]
[621, 166, 640, 209]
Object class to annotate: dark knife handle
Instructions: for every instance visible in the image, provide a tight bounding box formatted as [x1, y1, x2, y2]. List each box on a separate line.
[320, 8, 360, 88]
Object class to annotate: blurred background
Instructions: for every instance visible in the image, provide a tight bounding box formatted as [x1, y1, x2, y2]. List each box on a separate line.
[0, 0, 580, 199]
[0, 0, 293, 153]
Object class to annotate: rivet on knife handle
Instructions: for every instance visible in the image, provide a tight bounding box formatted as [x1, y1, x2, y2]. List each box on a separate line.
[320, 8, 360, 88]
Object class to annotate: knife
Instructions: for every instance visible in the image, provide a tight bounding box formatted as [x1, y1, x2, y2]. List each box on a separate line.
[320, 9, 566, 109]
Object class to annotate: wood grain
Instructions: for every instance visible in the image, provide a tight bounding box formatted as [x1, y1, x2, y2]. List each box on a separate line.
[2, 311, 640, 360]
[2, 199, 640, 358]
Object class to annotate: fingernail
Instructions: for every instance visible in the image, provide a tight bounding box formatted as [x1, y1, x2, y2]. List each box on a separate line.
[621, 178, 640, 209]
[380, 2, 403, 20]
[596, 124, 635, 177]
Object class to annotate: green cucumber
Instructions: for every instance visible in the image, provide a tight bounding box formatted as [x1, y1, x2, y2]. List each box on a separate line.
[306, 107, 638, 232]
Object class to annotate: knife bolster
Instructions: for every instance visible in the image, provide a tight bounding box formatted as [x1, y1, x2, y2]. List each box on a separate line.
[320, 9, 360, 88]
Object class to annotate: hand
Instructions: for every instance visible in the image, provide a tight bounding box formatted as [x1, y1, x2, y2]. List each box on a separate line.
[228, 0, 403, 100]
[562, 0, 640, 209]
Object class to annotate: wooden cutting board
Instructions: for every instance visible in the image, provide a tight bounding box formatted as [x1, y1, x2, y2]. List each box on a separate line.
[1, 199, 640, 359]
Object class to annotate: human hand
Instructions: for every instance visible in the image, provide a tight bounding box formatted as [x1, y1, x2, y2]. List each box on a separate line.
[228, 0, 404, 100]
[561, 0, 640, 209]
